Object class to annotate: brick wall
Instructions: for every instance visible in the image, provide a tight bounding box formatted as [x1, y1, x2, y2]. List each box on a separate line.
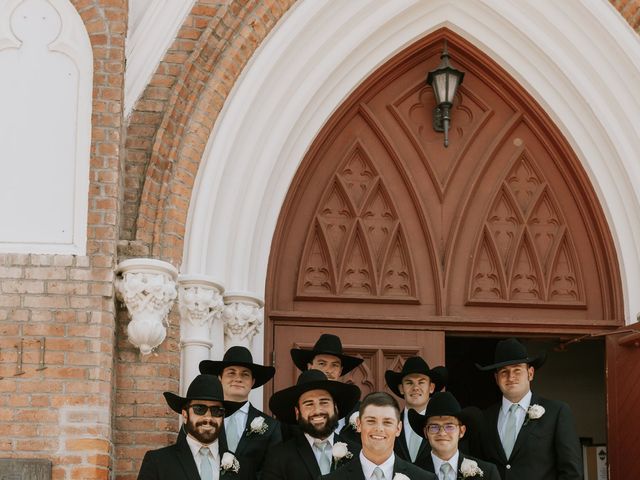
[611, 0, 640, 33]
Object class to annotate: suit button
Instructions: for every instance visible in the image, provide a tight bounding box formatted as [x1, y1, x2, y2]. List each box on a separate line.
[506, 465, 511, 470]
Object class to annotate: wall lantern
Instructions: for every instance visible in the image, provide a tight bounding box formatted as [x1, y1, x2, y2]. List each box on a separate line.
[426, 41, 465, 147]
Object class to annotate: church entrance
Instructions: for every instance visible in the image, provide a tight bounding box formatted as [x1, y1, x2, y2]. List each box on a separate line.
[265, 29, 632, 477]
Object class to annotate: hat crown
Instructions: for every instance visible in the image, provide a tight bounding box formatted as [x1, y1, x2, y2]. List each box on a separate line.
[494, 338, 529, 364]
[186, 374, 225, 402]
[222, 346, 254, 364]
[313, 334, 343, 354]
[424, 391, 462, 419]
[401, 356, 430, 374]
[296, 368, 329, 386]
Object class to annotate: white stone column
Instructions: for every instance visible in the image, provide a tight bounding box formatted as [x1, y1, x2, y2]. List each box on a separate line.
[221, 293, 264, 350]
[177, 275, 225, 394]
[115, 258, 178, 356]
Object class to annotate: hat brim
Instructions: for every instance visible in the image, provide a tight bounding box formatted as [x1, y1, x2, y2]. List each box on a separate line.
[269, 379, 360, 424]
[475, 352, 546, 372]
[164, 392, 245, 417]
[199, 360, 276, 389]
[290, 348, 364, 376]
[385, 366, 447, 398]
[407, 406, 474, 439]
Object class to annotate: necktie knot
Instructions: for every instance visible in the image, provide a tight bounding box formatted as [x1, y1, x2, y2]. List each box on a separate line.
[440, 462, 454, 480]
[199, 446, 211, 457]
[510, 403, 520, 413]
[373, 466, 384, 480]
[314, 439, 329, 450]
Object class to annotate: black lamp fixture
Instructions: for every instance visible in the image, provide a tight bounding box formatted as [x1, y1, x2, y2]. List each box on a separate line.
[426, 41, 465, 147]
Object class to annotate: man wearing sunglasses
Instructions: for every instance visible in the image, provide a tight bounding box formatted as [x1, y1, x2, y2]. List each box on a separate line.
[137, 374, 252, 480]
[408, 392, 499, 480]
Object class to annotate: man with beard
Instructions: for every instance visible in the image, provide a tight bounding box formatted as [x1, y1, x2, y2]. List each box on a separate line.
[262, 369, 361, 480]
[137, 374, 252, 480]
[320, 392, 436, 480]
[385, 356, 448, 467]
[290, 334, 364, 443]
[200, 346, 281, 477]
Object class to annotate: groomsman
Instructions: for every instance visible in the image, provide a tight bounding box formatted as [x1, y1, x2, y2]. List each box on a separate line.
[200, 346, 281, 477]
[408, 391, 500, 479]
[476, 338, 583, 480]
[262, 369, 361, 480]
[137, 374, 251, 479]
[290, 333, 364, 441]
[385, 356, 448, 466]
[321, 392, 436, 480]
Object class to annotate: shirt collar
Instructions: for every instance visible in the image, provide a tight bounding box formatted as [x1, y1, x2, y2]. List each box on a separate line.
[304, 432, 335, 449]
[185, 434, 219, 460]
[431, 450, 459, 478]
[360, 451, 395, 480]
[501, 390, 532, 414]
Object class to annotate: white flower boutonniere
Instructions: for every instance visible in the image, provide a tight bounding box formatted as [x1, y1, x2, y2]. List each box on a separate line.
[460, 458, 484, 478]
[392, 473, 410, 480]
[332, 441, 353, 465]
[348, 411, 359, 429]
[524, 404, 545, 425]
[221, 452, 240, 475]
[247, 416, 269, 435]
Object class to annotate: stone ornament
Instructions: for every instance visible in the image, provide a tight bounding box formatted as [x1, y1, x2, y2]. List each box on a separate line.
[222, 294, 264, 348]
[115, 258, 178, 355]
[178, 276, 225, 329]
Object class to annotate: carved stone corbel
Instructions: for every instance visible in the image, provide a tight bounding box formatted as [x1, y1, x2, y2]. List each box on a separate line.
[221, 293, 264, 349]
[115, 258, 178, 355]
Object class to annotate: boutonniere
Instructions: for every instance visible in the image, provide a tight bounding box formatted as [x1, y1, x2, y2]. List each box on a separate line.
[332, 442, 353, 465]
[348, 411, 359, 429]
[460, 458, 484, 477]
[393, 473, 410, 480]
[247, 416, 269, 435]
[220, 452, 240, 475]
[524, 404, 545, 425]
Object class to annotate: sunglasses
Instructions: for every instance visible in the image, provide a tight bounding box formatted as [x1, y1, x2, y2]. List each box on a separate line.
[425, 423, 460, 434]
[189, 404, 225, 417]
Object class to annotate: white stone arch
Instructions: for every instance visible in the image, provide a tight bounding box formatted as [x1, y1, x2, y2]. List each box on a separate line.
[184, 0, 640, 347]
[0, 0, 92, 254]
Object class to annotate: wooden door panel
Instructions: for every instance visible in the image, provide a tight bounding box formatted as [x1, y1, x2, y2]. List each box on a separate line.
[271, 324, 444, 402]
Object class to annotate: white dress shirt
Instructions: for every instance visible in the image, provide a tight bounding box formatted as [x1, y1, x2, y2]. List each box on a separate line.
[185, 434, 220, 480]
[431, 450, 459, 480]
[497, 390, 532, 444]
[224, 400, 250, 439]
[360, 451, 395, 480]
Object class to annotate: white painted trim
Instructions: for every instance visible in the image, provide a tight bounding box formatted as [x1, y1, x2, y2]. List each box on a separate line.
[184, 0, 640, 326]
[125, 0, 196, 117]
[0, 0, 92, 255]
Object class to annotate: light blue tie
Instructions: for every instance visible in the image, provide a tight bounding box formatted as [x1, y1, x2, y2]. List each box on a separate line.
[440, 462, 455, 480]
[226, 413, 241, 452]
[502, 403, 519, 458]
[199, 446, 214, 480]
[373, 466, 384, 479]
[408, 427, 421, 462]
[314, 440, 332, 475]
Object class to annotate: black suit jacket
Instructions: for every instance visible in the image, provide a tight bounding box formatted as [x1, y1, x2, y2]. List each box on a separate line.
[480, 394, 583, 480]
[416, 451, 500, 480]
[321, 455, 436, 480]
[225, 403, 282, 476]
[393, 410, 430, 467]
[262, 429, 359, 480]
[137, 431, 252, 480]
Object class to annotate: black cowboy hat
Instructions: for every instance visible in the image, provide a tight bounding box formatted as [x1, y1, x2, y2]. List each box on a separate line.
[384, 357, 448, 397]
[475, 338, 546, 371]
[199, 346, 276, 388]
[408, 391, 468, 438]
[290, 334, 364, 375]
[164, 374, 243, 415]
[268, 369, 361, 424]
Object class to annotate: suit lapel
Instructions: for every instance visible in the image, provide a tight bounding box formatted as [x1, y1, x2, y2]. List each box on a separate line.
[234, 403, 257, 455]
[175, 434, 203, 480]
[396, 427, 411, 460]
[345, 458, 367, 480]
[294, 430, 322, 479]
[486, 403, 507, 462]
[509, 394, 538, 459]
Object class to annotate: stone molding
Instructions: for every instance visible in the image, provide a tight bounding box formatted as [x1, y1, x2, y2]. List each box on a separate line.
[222, 293, 264, 349]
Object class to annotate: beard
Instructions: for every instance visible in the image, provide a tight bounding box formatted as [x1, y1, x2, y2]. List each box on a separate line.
[185, 414, 221, 444]
[298, 410, 339, 439]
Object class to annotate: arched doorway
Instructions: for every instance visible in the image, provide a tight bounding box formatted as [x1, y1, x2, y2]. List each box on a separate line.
[266, 28, 626, 473]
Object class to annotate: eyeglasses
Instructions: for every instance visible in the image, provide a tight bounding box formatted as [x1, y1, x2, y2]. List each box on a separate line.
[189, 404, 225, 417]
[426, 423, 460, 434]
